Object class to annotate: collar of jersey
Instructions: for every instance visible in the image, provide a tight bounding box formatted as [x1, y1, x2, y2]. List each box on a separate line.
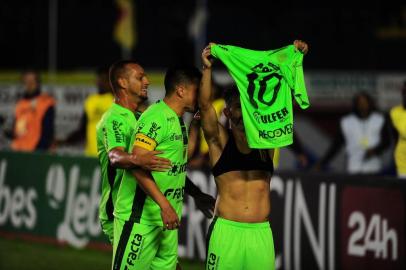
[112, 103, 135, 118]
[160, 100, 179, 117]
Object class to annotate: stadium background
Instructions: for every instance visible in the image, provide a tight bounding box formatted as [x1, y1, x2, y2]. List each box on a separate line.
[0, 1, 405, 269]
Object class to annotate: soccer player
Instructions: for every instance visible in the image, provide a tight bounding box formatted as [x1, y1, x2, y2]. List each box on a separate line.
[98, 61, 214, 249]
[97, 60, 171, 244]
[112, 66, 208, 270]
[200, 41, 308, 270]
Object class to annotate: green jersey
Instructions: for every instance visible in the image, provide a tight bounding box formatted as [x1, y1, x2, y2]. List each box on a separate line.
[96, 103, 139, 221]
[211, 44, 310, 149]
[114, 100, 188, 225]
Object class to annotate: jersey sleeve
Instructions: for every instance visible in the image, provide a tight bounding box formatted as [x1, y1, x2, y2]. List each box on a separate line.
[102, 116, 128, 152]
[276, 45, 310, 109]
[134, 110, 167, 151]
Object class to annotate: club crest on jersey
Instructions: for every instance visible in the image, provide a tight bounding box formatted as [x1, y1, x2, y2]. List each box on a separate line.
[250, 62, 279, 73]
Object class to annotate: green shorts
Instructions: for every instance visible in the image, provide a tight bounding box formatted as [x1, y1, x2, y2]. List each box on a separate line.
[112, 217, 178, 270]
[206, 216, 275, 270]
[100, 219, 114, 244]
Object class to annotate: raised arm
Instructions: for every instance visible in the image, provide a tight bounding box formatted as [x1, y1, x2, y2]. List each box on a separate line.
[199, 44, 222, 144]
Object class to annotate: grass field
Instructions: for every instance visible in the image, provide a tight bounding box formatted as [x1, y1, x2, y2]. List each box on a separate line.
[0, 237, 205, 270]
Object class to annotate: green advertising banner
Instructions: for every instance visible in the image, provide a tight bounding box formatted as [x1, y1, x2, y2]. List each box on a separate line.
[1, 150, 404, 268]
[0, 150, 108, 248]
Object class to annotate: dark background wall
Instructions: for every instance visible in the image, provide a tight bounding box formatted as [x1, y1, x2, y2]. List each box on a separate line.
[0, 0, 405, 70]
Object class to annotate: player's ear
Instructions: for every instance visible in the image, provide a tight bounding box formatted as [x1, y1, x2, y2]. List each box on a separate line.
[117, 76, 128, 89]
[176, 85, 185, 98]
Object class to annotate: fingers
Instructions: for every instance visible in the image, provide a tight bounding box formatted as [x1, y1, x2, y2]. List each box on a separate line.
[293, 40, 308, 54]
[163, 219, 180, 230]
[154, 156, 171, 166]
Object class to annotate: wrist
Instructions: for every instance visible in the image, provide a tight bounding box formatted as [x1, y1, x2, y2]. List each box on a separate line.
[157, 197, 171, 210]
[202, 65, 212, 70]
[131, 153, 140, 167]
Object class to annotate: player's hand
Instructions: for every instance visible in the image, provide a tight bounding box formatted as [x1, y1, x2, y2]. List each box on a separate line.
[293, 40, 309, 55]
[202, 43, 216, 69]
[135, 151, 172, 172]
[193, 192, 216, 218]
[160, 203, 180, 230]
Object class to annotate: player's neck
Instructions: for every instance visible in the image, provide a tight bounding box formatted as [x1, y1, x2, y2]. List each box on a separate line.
[163, 96, 185, 116]
[114, 94, 140, 113]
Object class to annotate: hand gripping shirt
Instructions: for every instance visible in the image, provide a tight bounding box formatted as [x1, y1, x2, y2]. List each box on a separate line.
[114, 100, 188, 225]
[211, 44, 310, 148]
[96, 103, 139, 221]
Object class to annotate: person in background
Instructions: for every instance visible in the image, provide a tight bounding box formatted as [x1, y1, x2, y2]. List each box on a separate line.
[63, 66, 114, 156]
[10, 70, 55, 152]
[389, 81, 406, 178]
[315, 91, 390, 174]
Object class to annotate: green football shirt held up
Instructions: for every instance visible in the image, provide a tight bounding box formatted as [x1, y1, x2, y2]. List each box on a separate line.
[211, 44, 310, 149]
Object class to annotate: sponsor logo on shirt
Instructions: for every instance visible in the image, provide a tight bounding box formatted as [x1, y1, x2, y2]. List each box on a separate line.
[146, 122, 161, 139]
[168, 162, 187, 176]
[136, 122, 145, 133]
[164, 187, 185, 201]
[125, 233, 143, 267]
[112, 120, 123, 143]
[253, 107, 289, 124]
[258, 123, 293, 139]
[207, 252, 219, 270]
[170, 133, 183, 141]
[167, 116, 176, 122]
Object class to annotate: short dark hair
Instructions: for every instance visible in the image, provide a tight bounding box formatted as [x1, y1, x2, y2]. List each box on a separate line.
[352, 91, 376, 114]
[224, 85, 240, 107]
[109, 60, 137, 94]
[164, 66, 202, 96]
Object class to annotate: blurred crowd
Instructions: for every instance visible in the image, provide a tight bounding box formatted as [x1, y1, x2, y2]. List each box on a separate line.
[1, 69, 406, 178]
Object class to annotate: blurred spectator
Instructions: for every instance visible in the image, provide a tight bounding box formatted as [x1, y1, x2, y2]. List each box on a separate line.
[389, 81, 406, 178]
[7, 70, 55, 152]
[62, 67, 113, 156]
[315, 91, 390, 174]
